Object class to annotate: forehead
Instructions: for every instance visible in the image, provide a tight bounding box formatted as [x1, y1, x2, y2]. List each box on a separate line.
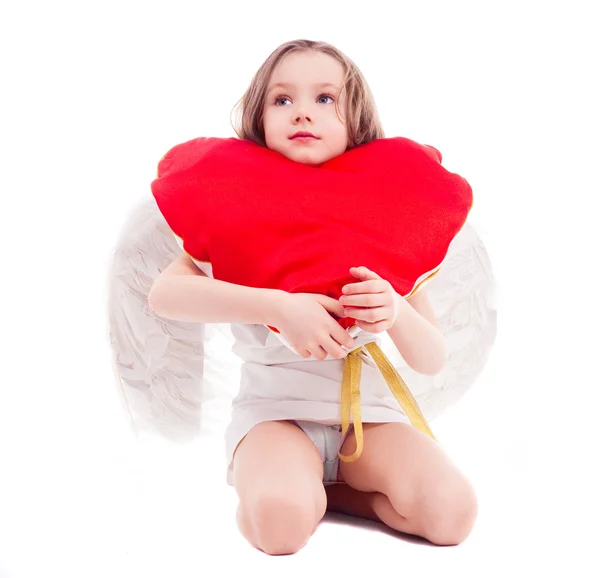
[267, 81, 340, 94]
[267, 51, 344, 93]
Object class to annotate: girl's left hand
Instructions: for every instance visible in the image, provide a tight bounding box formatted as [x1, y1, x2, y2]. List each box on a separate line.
[339, 266, 404, 334]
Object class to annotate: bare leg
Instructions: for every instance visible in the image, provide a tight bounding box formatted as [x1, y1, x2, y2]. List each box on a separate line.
[232, 420, 327, 555]
[325, 483, 424, 536]
[325, 484, 381, 522]
[338, 422, 478, 545]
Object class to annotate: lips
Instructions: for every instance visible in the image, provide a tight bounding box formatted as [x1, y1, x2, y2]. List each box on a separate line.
[290, 132, 318, 139]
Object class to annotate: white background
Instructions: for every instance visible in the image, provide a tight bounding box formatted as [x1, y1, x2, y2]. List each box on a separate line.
[1, 1, 599, 576]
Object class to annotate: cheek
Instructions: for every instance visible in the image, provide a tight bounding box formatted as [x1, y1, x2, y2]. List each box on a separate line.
[331, 123, 349, 146]
[263, 112, 282, 134]
[329, 107, 347, 131]
[262, 115, 277, 141]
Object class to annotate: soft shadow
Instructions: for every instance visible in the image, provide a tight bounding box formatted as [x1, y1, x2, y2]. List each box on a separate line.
[319, 510, 436, 546]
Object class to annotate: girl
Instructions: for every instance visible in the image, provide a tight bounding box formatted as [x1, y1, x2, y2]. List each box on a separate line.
[148, 39, 478, 555]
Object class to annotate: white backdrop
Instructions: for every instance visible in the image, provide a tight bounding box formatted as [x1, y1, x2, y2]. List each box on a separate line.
[1, 1, 599, 577]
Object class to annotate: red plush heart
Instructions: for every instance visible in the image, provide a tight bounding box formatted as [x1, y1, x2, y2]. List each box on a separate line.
[151, 136, 472, 330]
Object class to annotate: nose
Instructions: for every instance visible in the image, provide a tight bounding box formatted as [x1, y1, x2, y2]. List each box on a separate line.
[293, 105, 312, 122]
[295, 112, 311, 122]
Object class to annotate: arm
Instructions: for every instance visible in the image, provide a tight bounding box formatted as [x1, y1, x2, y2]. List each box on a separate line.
[147, 253, 285, 325]
[387, 287, 448, 376]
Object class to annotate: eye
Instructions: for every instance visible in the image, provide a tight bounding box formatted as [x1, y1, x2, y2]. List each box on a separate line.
[318, 94, 335, 104]
[273, 94, 335, 106]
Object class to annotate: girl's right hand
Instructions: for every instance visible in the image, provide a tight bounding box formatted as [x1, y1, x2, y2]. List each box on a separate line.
[271, 292, 357, 360]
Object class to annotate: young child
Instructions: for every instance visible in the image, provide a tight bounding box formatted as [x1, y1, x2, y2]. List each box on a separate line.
[148, 39, 478, 555]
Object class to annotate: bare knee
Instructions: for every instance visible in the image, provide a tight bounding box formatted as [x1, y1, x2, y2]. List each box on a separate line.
[244, 489, 326, 555]
[232, 420, 327, 554]
[417, 478, 479, 546]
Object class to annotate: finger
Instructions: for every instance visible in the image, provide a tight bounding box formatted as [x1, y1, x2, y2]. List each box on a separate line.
[319, 295, 347, 318]
[350, 266, 381, 280]
[315, 339, 346, 360]
[340, 293, 385, 308]
[325, 339, 347, 359]
[332, 325, 356, 350]
[313, 344, 330, 360]
[342, 280, 386, 295]
[345, 307, 387, 323]
[355, 319, 386, 333]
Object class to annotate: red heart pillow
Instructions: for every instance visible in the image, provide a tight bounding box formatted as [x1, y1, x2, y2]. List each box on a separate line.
[151, 136, 473, 330]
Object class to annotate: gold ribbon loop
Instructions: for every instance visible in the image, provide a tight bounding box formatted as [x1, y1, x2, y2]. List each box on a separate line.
[338, 342, 436, 463]
[338, 348, 364, 463]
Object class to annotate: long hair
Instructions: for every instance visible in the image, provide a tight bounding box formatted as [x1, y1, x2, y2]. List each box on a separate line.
[230, 39, 385, 150]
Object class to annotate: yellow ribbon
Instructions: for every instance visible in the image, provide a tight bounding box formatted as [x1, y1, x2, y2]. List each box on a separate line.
[338, 341, 436, 463]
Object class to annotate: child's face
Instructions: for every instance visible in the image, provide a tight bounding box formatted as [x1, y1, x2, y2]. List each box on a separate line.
[263, 51, 349, 166]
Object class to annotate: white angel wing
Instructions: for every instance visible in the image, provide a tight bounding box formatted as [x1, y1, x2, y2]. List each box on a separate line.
[107, 196, 495, 441]
[106, 196, 241, 442]
[376, 220, 498, 422]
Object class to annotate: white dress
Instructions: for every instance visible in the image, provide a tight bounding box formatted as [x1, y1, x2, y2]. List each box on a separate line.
[223, 322, 412, 486]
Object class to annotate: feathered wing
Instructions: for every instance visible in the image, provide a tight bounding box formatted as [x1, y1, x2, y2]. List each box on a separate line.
[376, 220, 498, 422]
[107, 197, 496, 440]
[106, 196, 241, 442]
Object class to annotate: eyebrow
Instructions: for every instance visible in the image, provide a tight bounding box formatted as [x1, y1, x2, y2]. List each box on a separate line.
[267, 81, 339, 94]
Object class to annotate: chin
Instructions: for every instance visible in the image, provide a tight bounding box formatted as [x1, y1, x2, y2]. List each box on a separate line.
[290, 146, 341, 165]
[282, 149, 322, 165]
[293, 156, 326, 167]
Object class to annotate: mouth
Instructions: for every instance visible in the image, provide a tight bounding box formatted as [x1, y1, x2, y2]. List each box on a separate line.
[290, 132, 319, 140]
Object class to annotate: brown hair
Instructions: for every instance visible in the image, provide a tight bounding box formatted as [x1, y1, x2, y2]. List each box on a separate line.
[230, 39, 385, 150]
